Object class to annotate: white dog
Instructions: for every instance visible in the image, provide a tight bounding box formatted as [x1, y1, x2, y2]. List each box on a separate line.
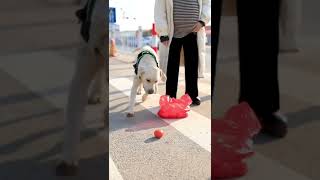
[126, 46, 167, 117]
[56, 0, 107, 176]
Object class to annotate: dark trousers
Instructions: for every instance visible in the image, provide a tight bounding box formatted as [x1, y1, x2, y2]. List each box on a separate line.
[166, 33, 199, 99]
[212, 0, 223, 97]
[213, 1, 280, 116]
[237, 0, 280, 117]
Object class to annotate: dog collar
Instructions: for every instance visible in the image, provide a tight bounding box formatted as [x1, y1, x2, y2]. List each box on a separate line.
[133, 50, 159, 75]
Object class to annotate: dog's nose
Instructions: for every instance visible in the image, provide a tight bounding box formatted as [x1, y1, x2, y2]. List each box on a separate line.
[148, 89, 154, 94]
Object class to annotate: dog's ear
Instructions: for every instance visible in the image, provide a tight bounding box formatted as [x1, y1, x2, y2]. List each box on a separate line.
[160, 69, 167, 82]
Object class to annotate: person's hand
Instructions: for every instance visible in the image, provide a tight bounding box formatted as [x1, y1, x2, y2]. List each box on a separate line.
[162, 40, 169, 47]
[192, 22, 204, 32]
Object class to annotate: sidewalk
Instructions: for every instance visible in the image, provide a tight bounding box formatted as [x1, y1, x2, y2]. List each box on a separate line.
[109, 55, 211, 179]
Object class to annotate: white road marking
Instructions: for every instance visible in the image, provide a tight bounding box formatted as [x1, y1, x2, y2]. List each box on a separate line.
[109, 155, 124, 180]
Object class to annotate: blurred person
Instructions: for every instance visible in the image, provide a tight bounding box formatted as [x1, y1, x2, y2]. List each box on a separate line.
[136, 26, 143, 48]
[154, 0, 211, 105]
[213, 0, 288, 138]
[212, 0, 222, 97]
[236, 0, 287, 138]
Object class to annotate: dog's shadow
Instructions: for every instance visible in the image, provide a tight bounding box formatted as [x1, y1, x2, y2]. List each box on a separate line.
[109, 107, 184, 143]
[110, 107, 178, 132]
[0, 103, 108, 180]
[0, 127, 108, 180]
[0, 153, 108, 180]
[254, 105, 320, 144]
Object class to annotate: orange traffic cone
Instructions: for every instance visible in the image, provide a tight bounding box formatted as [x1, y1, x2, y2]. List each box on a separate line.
[109, 39, 117, 57]
[151, 23, 158, 53]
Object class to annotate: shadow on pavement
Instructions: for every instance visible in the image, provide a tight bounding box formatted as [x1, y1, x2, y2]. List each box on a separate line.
[0, 152, 108, 180]
[144, 137, 159, 144]
[254, 106, 320, 144]
[199, 95, 211, 103]
[0, 108, 61, 128]
[0, 84, 68, 106]
[109, 108, 174, 133]
[253, 133, 280, 145]
[0, 127, 107, 180]
[286, 105, 320, 128]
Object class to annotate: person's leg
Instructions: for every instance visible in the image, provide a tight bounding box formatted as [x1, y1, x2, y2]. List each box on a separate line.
[183, 33, 199, 103]
[197, 31, 206, 78]
[237, 0, 280, 116]
[212, 0, 223, 103]
[166, 38, 183, 98]
[237, 0, 286, 137]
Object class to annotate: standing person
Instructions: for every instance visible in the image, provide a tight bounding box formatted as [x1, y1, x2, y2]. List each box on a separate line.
[136, 26, 143, 49]
[213, 0, 287, 138]
[212, 0, 222, 98]
[236, 0, 287, 138]
[154, 0, 211, 105]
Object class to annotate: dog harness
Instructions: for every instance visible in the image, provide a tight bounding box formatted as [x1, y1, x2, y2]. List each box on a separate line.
[76, 0, 97, 42]
[133, 50, 159, 75]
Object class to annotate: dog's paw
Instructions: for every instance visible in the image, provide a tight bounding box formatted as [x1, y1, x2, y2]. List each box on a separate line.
[56, 161, 78, 176]
[88, 96, 102, 105]
[142, 94, 148, 102]
[126, 112, 134, 117]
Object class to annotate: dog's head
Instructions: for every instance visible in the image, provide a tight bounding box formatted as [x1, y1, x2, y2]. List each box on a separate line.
[138, 66, 167, 94]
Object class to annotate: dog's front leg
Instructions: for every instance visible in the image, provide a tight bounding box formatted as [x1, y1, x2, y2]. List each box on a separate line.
[142, 93, 148, 102]
[155, 83, 158, 94]
[57, 47, 101, 176]
[137, 83, 142, 95]
[126, 77, 140, 117]
[88, 59, 106, 104]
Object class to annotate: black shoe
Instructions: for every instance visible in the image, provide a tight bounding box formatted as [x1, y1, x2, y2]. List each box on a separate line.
[56, 161, 78, 176]
[259, 113, 288, 138]
[191, 97, 201, 106]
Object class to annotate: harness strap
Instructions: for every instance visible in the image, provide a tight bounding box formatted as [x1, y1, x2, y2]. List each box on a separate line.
[133, 50, 159, 75]
[86, 0, 97, 22]
[76, 0, 96, 42]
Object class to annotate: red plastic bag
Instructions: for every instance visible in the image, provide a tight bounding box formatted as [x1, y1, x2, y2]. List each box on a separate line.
[157, 94, 192, 119]
[213, 102, 261, 179]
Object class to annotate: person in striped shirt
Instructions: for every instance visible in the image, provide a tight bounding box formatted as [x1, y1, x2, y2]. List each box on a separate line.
[159, 0, 208, 106]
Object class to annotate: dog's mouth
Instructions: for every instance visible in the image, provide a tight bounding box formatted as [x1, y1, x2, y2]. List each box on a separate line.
[146, 89, 155, 94]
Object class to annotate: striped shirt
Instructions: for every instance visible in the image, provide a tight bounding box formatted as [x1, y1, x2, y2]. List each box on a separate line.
[173, 0, 200, 38]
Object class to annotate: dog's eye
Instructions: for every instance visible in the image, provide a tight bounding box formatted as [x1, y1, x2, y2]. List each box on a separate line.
[146, 79, 151, 82]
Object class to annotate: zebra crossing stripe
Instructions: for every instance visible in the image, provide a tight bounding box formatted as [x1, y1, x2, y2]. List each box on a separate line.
[109, 155, 124, 180]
